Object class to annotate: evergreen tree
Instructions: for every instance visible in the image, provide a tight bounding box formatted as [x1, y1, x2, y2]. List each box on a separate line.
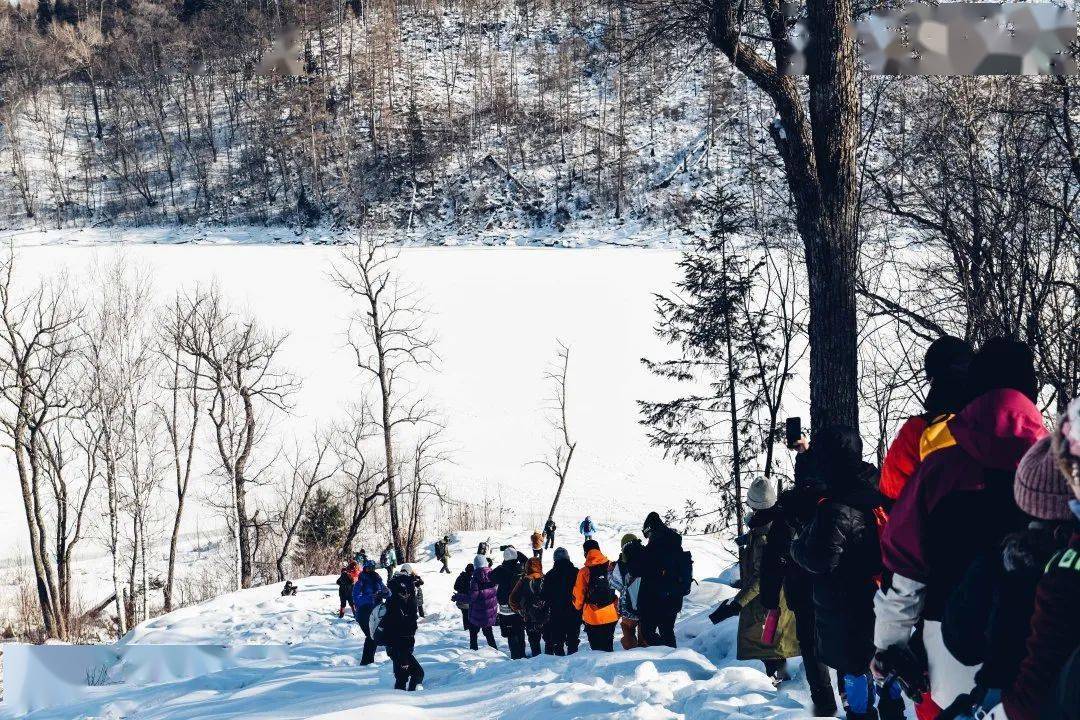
[297, 488, 347, 554]
[639, 184, 778, 538]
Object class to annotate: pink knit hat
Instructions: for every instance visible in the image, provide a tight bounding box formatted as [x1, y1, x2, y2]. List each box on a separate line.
[1014, 435, 1074, 520]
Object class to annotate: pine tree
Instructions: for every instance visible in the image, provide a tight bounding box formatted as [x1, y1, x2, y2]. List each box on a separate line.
[639, 184, 768, 538]
[296, 488, 346, 554]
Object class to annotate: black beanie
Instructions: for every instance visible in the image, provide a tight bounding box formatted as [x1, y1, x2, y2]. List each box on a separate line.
[924, 336, 973, 382]
[970, 337, 1038, 401]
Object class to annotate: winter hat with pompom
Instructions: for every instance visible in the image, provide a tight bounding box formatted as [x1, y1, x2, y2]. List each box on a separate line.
[473, 554, 487, 570]
[746, 477, 778, 510]
[1015, 435, 1075, 520]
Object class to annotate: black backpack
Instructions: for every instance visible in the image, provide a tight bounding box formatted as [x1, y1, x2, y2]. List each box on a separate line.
[585, 564, 617, 607]
[521, 578, 550, 625]
[659, 550, 694, 599]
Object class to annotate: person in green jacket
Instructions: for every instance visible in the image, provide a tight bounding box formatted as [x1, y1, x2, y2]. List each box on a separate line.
[709, 476, 799, 686]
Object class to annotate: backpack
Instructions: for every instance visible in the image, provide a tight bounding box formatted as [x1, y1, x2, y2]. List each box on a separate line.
[521, 578, 549, 626]
[585, 564, 617, 607]
[659, 550, 694, 599]
[368, 603, 388, 645]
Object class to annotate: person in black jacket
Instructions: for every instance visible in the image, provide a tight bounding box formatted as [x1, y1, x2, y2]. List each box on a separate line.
[791, 426, 903, 720]
[753, 480, 837, 715]
[638, 511, 684, 647]
[453, 563, 474, 632]
[491, 547, 527, 659]
[542, 547, 581, 655]
[544, 519, 557, 549]
[382, 572, 424, 691]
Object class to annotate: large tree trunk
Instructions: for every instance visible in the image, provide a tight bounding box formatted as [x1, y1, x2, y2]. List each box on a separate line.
[709, 0, 861, 432]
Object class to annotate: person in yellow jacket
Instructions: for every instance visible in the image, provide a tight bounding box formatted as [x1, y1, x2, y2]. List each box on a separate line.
[573, 540, 619, 651]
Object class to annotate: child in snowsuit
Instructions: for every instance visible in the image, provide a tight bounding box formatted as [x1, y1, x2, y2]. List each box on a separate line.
[709, 477, 799, 686]
[337, 559, 361, 618]
[573, 540, 619, 652]
[352, 560, 390, 665]
[460, 554, 498, 650]
[510, 557, 548, 656]
[382, 569, 424, 691]
[542, 547, 581, 655]
[791, 426, 904, 720]
[610, 533, 646, 650]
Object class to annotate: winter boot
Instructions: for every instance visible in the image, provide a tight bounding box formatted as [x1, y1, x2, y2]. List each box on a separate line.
[339, 607, 346, 619]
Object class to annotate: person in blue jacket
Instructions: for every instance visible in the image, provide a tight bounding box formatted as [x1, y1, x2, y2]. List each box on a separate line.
[352, 559, 391, 665]
[579, 516, 596, 541]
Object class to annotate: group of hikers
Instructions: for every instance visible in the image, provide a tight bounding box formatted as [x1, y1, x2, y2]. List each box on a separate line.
[449, 511, 692, 661]
[708, 337, 1078, 720]
[323, 335, 1079, 719]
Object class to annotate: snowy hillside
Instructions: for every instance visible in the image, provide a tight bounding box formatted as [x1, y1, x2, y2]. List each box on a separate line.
[2, 523, 829, 719]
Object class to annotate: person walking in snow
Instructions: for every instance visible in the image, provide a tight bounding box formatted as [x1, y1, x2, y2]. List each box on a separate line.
[510, 557, 549, 656]
[354, 548, 369, 566]
[879, 336, 974, 503]
[530, 529, 544, 560]
[610, 533, 646, 650]
[395, 564, 425, 618]
[938, 398, 1080, 720]
[382, 566, 425, 691]
[938, 439, 1075, 718]
[435, 536, 452, 574]
[453, 563, 474, 634]
[709, 477, 798, 686]
[542, 547, 582, 655]
[579, 516, 596, 540]
[352, 559, 391, 665]
[492, 547, 528, 659]
[459, 554, 499, 650]
[638, 511, 689, 648]
[381, 545, 398, 579]
[874, 339, 1047, 714]
[790, 427, 905, 720]
[573, 539, 619, 652]
[336, 559, 361, 619]
[543, 519, 557, 549]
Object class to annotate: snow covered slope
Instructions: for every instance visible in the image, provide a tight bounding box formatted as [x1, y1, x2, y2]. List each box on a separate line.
[1, 523, 827, 719]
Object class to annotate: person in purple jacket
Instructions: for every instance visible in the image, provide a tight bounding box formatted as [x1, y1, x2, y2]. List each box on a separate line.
[459, 554, 499, 650]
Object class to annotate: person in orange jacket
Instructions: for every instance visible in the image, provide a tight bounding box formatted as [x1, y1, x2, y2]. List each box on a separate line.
[573, 539, 619, 651]
[530, 530, 544, 560]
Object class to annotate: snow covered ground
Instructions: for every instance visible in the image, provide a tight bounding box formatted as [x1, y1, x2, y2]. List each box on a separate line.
[2, 523, 831, 719]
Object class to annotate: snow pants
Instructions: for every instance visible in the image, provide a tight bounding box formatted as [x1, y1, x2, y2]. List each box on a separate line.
[544, 532, 555, 549]
[469, 625, 498, 650]
[544, 614, 581, 655]
[356, 604, 381, 665]
[526, 624, 544, 657]
[585, 621, 617, 652]
[620, 618, 645, 650]
[640, 607, 678, 648]
[792, 601, 837, 712]
[500, 614, 527, 659]
[440, 557, 451, 574]
[388, 638, 424, 691]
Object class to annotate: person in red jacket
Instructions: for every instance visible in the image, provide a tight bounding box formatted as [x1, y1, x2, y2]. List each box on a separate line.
[879, 336, 973, 502]
[873, 339, 1047, 714]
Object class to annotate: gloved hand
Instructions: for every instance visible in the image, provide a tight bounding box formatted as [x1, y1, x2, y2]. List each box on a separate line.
[709, 598, 741, 624]
[937, 687, 1001, 720]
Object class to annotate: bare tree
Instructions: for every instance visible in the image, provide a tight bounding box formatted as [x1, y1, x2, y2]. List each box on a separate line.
[398, 424, 453, 561]
[156, 295, 203, 612]
[274, 430, 338, 582]
[333, 402, 389, 557]
[330, 235, 437, 562]
[531, 340, 577, 527]
[176, 285, 299, 590]
[0, 247, 82, 639]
